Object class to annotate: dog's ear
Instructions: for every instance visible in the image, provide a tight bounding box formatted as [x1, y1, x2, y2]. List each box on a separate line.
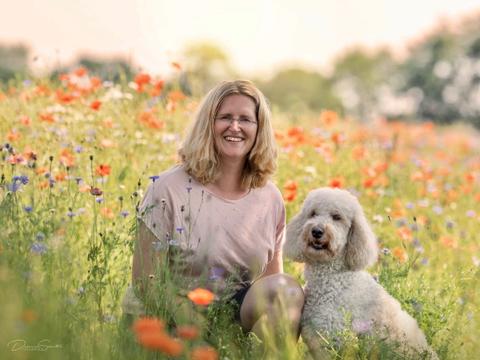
[284, 212, 306, 262]
[345, 204, 378, 270]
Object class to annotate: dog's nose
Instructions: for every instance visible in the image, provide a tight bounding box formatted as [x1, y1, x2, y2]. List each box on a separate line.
[311, 227, 324, 239]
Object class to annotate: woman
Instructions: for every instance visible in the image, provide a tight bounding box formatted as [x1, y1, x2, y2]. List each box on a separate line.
[124, 80, 304, 338]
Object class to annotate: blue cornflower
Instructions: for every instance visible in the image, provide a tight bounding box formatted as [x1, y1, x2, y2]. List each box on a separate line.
[24, 205, 33, 213]
[49, 178, 56, 187]
[7, 182, 21, 192]
[149, 175, 160, 183]
[433, 205, 443, 215]
[95, 197, 104, 203]
[74, 145, 83, 153]
[147, 97, 160, 108]
[75, 177, 83, 185]
[31, 242, 48, 254]
[120, 210, 129, 218]
[208, 266, 226, 281]
[67, 210, 76, 218]
[176, 227, 184, 235]
[13, 175, 29, 185]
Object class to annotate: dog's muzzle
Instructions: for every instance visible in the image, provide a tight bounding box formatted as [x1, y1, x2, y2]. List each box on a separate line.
[308, 226, 329, 250]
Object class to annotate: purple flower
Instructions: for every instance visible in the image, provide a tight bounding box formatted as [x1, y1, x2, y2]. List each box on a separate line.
[67, 210, 76, 218]
[433, 205, 443, 215]
[352, 319, 373, 334]
[74, 145, 83, 153]
[13, 175, 29, 185]
[120, 210, 129, 218]
[31, 242, 48, 254]
[24, 206, 33, 213]
[466, 210, 476, 218]
[7, 182, 21, 192]
[208, 267, 226, 281]
[149, 175, 160, 183]
[95, 197, 104, 203]
[176, 227, 184, 234]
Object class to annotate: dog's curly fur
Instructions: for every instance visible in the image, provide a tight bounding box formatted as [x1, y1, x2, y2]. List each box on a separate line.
[284, 188, 437, 359]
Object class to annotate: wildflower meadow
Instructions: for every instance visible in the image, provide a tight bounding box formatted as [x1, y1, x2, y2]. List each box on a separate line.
[0, 68, 479, 359]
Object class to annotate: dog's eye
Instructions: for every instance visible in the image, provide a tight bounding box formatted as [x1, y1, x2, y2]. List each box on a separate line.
[331, 213, 342, 221]
[309, 210, 317, 218]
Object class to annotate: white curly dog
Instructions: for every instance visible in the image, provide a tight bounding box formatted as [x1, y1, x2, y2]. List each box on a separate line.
[284, 188, 437, 359]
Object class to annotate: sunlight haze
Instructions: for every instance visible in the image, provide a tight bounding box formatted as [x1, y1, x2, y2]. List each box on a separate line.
[1, 0, 479, 76]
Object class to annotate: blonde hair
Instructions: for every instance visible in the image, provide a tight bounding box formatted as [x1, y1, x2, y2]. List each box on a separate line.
[178, 80, 277, 189]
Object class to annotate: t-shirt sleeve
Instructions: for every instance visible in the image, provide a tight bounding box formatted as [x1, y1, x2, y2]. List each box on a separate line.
[274, 197, 286, 253]
[137, 181, 174, 244]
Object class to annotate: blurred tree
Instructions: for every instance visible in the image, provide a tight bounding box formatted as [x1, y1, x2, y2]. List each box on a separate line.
[78, 56, 135, 81]
[330, 47, 397, 121]
[0, 44, 30, 82]
[182, 42, 237, 96]
[398, 31, 460, 124]
[397, 13, 480, 127]
[50, 55, 135, 82]
[258, 68, 342, 115]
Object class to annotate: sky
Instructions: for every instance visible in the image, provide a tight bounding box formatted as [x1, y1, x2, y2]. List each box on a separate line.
[1, 0, 480, 77]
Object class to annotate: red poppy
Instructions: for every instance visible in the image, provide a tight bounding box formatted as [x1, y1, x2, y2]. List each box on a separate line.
[329, 177, 345, 188]
[191, 346, 219, 360]
[133, 317, 165, 334]
[74, 67, 88, 77]
[60, 149, 75, 167]
[90, 100, 102, 110]
[176, 325, 199, 340]
[187, 288, 215, 306]
[95, 164, 111, 177]
[283, 180, 298, 192]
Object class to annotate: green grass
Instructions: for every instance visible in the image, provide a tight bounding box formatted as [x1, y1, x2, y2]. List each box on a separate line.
[0, 74, 479, 359]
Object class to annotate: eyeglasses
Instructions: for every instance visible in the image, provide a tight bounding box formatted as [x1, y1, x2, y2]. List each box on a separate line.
[215, 115, 257, 127]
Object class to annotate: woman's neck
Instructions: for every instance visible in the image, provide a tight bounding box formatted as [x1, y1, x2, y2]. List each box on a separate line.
[208, 159, 248, 198]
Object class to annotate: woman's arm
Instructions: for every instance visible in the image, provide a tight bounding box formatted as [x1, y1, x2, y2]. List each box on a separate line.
[260, 249, 284, 278]
[132, 220, 164, 296]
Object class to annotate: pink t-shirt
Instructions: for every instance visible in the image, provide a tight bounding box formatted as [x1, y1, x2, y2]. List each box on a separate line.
[138, 165, 286, 291]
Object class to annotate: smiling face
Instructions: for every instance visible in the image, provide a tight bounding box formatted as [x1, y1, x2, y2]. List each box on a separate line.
[213, 94, 258, 163]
